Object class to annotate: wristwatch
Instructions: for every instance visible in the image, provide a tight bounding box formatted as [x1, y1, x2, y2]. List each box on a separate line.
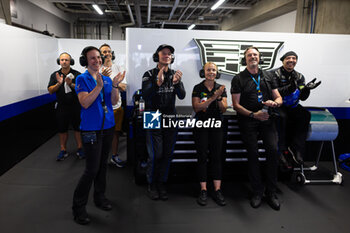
[249, 112, 254, 118]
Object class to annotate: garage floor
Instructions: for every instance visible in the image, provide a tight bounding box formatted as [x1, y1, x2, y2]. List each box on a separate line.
[0, 132, 349, 233]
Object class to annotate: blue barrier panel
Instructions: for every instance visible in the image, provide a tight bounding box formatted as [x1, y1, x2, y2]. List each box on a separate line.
[0, 94, 56, 122]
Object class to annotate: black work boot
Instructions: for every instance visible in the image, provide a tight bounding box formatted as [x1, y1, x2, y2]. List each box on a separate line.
[250, 194, 262, 208]
[266, 192, 281, 211]
[94, 198, 112, 211]
[73, 210, 91, 225]
[147, 183, 159, 200]
[213, 189, 226, 206]
[197, 190, 208, 206]
[158, 182, 168, 201]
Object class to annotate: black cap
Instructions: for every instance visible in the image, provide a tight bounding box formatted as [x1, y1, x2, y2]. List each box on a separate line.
[156, 44, 175, 54]
[280, 51, 298, 61]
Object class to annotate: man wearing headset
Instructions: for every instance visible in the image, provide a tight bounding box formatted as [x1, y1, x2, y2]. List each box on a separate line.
[141, 44, 186, 201]
[100, 43, 127, 168]
[231, 47, 283, 210]
[48, 52, 84, 161]
[271, 51, 321, 169]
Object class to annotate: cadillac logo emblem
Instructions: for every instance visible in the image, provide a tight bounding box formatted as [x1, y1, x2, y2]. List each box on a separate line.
[194, 38, 284, 75]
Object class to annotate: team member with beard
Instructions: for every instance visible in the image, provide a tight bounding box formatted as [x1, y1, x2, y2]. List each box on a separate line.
[231, 47, 283, 210]
[141, 44, 186, 201]
[72, 46, 125, 225]
[192, 62, 227, 206]
[271, 51, 321, 169]
[100, 43, 127, 168]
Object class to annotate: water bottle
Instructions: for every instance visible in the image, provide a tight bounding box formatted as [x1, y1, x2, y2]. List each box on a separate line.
[262, 105, 269, 113]
[139, 96, 145, 113]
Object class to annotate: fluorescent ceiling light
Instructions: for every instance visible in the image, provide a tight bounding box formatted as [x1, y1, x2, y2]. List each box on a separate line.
[211, 0, 225, 10]
[188, 24, 196, 30]
[92, 4, 103, 15]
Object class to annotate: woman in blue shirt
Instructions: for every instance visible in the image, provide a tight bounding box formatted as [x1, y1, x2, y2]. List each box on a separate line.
[72, 46, 125, 225]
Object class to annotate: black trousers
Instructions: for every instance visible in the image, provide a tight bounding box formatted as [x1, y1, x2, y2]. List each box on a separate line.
[145, 128, 177, 184]
[194, 128, 224, 182]
[72, 127, 114, 216]
[277, 105, 311, 157]
[238, 116, 279, 196]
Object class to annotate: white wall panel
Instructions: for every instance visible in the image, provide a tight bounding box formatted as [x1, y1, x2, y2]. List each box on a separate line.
[0, 23, 126, 109]
[58, 39, 126, 74]
[126, 28, 350, 108]
[1, 24, 349, 112]
[0, 23, 58, 107]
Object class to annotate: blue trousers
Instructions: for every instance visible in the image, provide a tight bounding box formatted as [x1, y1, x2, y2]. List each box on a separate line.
[145, 128, 177, 184]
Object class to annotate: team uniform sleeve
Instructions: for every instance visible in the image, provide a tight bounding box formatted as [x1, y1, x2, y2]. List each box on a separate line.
[192, 84, 201, 98]
[174, 81, 186, 100]
[48, 72, 57, 88]
[72, 70, 81, 84]
[141, 70, 156, 100]
[75, 74, 88, 94]
[266, 72, 279, 90]
[230, 75, 241, 94]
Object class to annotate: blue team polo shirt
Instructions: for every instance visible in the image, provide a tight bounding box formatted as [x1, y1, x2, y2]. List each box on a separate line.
[75, 70, 115, 131]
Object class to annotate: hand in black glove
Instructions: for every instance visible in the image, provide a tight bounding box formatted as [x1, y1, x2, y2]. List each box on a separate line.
[287, 75, 297, 93]
[306, 78, 321, 90]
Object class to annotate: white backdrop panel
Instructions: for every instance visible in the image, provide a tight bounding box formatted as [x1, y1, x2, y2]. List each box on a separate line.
[0, 23, 58, 107]
[0, 26, 126, 109]
[58, 39, 126, 74]
[126, 28, 350, 108]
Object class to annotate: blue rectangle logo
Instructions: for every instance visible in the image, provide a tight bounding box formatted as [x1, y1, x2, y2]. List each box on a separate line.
[143, 110, 161, 129]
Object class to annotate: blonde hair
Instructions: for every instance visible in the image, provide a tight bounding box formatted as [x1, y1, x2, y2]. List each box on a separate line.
[203, 62, 218, 71]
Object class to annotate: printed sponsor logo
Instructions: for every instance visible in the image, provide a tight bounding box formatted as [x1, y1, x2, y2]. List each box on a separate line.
[194, 38, 284, 75]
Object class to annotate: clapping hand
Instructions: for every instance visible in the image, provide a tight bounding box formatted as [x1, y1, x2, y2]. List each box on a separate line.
[214, 85, 225, 99]
[96, 73, 104, 88]
[157, 67, 165, 86]
[112, 71, 126, 87]
[102, 67, 112, 77]
[56, 72, 63, 84]
[173, 70, 183, 84]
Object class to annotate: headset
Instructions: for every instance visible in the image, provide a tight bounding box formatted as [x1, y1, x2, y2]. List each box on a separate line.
[79, 46, 105, 67]
[153, 48, 175, 64]
[111, 51, 116, 60]
[240, 46, 264, 66]
[99, 43, 115, 60]
[199, 62, 221, 79]
[57, 52, 75, 66]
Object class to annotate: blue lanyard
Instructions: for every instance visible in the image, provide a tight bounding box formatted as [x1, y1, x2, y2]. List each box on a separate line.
[250, 74, 260, 91]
